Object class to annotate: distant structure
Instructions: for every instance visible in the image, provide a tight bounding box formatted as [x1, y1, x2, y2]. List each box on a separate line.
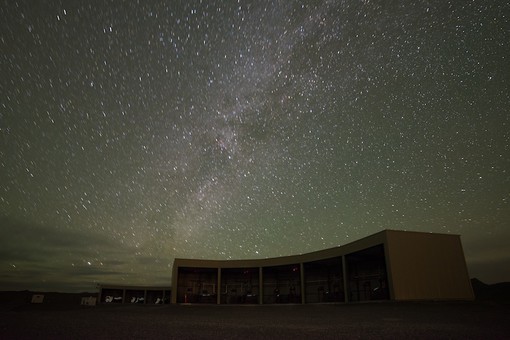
[31, 294, 44, 304]
[171, 230, 474, 304]
[80, 296, 97, 306]
[97, 284, 171, 304]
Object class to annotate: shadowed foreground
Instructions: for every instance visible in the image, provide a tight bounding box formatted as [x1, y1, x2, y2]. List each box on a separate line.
[1, 302, 508, 339]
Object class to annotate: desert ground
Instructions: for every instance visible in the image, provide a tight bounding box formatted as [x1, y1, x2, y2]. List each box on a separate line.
[1, 299, 508, 339]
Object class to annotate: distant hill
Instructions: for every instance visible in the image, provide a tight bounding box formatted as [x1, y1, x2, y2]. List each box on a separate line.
[471, 278, 510, 302]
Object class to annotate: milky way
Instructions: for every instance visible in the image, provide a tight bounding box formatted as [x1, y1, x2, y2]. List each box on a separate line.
[1, 1, 509, 291]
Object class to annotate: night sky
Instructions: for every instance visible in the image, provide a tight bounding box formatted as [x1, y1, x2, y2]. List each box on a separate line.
[1, 1, 508, 292]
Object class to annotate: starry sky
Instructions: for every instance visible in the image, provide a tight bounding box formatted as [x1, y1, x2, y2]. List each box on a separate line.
[1, 1, 509, 292]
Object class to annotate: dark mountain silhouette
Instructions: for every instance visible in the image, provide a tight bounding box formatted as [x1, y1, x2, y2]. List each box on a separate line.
[471, 278, 510, 302]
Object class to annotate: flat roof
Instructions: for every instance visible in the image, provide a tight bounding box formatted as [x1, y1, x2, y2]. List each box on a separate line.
[98, 284, 171, 290]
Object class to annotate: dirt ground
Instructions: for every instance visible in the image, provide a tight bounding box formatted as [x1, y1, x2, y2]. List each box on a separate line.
[1, 301, 508, 339]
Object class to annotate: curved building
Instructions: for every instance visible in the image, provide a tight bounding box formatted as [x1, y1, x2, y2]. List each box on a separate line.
[171, 230, 474, 304]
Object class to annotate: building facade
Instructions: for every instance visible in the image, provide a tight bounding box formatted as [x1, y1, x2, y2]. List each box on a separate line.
[171, 230, 474, 304]
[98, 284, 171, 304]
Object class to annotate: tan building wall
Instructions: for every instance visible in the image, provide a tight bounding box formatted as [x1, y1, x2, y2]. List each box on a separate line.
[385, 230, 474, 300]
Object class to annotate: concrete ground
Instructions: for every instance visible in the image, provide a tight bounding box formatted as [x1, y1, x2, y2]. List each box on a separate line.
[1, 301, 508, 339]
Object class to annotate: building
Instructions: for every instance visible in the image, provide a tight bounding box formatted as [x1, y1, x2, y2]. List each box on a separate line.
[80, 296, 97, 306]
[171, 230, 474, 304]
[98, 284, 171, 304]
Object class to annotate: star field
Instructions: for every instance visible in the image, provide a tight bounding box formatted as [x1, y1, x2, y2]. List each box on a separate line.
[1, 1, 509, 292]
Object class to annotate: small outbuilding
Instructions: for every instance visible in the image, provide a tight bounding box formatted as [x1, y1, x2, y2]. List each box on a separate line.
[171, 230, 474, 304]
[80, 296, 97, 306]
[31, 294, 44, 304]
